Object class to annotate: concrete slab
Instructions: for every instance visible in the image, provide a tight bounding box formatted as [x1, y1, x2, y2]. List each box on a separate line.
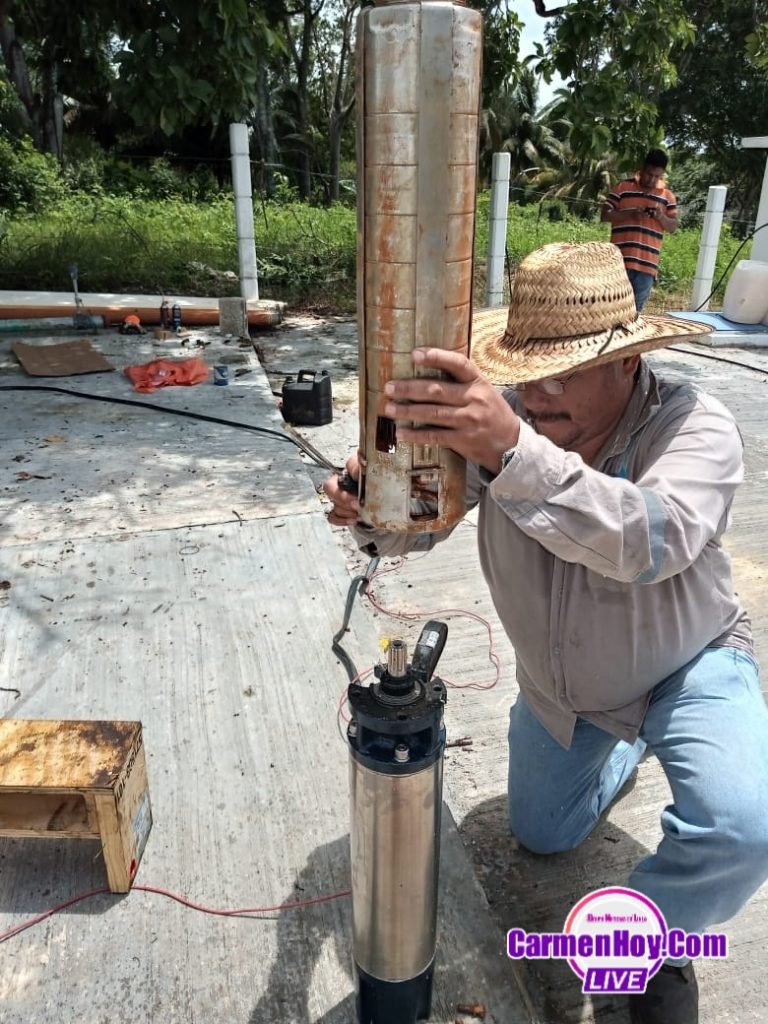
[669, 309, 768, 347]
[0, 326, 534, 1024]
[0, 329, 319, 545]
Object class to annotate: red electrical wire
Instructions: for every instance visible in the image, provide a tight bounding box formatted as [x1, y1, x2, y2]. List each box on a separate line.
[338, 665, 374, 727]
[364, 558, 502, 691]
[0, 883, 352, 946]
[3, 562, 497, 949]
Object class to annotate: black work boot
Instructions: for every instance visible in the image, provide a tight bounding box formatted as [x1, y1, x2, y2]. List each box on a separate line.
[628, 962, 699, 1024]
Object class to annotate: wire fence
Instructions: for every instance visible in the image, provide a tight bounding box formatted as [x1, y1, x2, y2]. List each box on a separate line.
[0, 150, 759, 309]
[56, 148, 760, 235]
[504, 185, 757, 236]
[89, 151, 757, 229]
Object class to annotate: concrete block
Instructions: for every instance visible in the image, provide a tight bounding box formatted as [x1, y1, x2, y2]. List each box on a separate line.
[219, 297, 249, 338]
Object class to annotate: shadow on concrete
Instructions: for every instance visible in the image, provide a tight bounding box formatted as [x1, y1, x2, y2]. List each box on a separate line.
[247, 777, 653, 1024]
[248, 813, 532, 1024]
[0, 836, 122, 919]
[457, 781, 651, 1024]
[249, 833, 353, 1024]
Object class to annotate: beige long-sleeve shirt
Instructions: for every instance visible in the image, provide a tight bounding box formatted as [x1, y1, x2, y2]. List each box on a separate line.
[352, 361, 753, 748]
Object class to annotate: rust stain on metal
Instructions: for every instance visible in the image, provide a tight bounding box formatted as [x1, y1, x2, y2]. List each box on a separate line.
[378, 280, 397, 317]
[376, 210, 399, 264]
[356, 0, 480, 532]
[375, 349, 395, 388]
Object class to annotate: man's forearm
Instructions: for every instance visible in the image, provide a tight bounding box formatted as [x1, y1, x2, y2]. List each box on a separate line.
[604, 205, 677, 232]
[602, 207, 638, 224]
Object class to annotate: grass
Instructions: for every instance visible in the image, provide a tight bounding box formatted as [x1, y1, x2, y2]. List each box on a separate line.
[0, 193, 749, 315]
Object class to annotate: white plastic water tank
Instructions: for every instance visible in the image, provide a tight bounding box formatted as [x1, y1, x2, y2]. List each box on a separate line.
[722, 260, 768, 323]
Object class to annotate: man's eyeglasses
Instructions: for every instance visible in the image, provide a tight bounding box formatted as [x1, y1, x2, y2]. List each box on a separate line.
[511, 372, 576, 396]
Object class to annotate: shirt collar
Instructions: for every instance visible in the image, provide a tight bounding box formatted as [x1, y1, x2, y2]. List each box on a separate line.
[598, 359, 660, 463]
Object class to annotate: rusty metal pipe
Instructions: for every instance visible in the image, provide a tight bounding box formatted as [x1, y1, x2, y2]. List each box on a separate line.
[355, 0, 483, 532]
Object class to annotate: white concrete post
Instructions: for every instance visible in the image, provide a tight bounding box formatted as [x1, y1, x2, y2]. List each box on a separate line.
[754, 157, 768, 263]
[229, 122, 259, 302]
[740, 137, 768, 264]
[691, 186, 728, 311]
[485, 152, 511, 307]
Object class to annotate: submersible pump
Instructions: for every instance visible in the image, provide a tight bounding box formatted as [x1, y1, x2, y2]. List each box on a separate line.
[347, 621, 449, 1024]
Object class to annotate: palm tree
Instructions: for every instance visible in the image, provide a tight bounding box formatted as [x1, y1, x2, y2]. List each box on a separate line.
[520, 93, 618, 219]
[531, 156, 617, 220]
[479, 68, 567, 188]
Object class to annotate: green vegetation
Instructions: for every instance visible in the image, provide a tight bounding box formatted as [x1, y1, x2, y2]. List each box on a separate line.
[3, 0, 767, 215]
[0, 192, 357, 309]
[0, 0, 764, 318]
[0, 192, 746, 316]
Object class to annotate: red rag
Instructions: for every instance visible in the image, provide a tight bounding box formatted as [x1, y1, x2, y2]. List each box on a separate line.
[124, 358, 210, 393]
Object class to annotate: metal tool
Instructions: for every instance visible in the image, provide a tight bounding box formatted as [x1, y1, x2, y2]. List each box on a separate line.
[348, 620, 449, 1024]
[68, 264, 100, 330]
[355, 0, 483, 532]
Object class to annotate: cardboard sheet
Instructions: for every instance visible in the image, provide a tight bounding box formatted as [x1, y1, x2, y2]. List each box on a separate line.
[12, 339, 115, 376]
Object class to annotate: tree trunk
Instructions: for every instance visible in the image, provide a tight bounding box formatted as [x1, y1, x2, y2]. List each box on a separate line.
[39, 51, 63, 160]
[326, 1, 357, 203]
[328, 110, 342, 203]
[0, 7, 41, 148]
[740, 180, 762, 232]
[0, 9, 64, 159]
[283, 0, 324, 200]
[296, 88, 312, 199]
[253, 63, 279, 197]
[328, 97, 355, 203]
[295, 9, 313, 200]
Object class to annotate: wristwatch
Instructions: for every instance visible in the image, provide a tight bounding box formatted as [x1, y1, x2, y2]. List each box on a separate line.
[501, 447, 517, 471]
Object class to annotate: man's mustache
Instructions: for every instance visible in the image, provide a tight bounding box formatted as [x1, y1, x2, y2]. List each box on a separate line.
[528, 412, 571, 424]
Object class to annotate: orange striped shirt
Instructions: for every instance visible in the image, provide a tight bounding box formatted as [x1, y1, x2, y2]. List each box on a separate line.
[605, 175, 677, 279]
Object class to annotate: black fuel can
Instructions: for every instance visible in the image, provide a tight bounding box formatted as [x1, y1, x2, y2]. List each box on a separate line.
[281, 370, 333, 426]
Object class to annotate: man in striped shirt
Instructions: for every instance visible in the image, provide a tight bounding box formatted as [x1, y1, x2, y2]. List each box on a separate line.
[602, 149, 678, 311]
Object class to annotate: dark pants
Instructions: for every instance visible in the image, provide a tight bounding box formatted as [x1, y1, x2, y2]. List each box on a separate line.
[627, 268, 655, 311]
[507, 647, 768, 962]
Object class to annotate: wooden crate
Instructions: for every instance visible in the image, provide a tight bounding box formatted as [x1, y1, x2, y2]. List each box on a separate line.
[0, 719, 152, 893]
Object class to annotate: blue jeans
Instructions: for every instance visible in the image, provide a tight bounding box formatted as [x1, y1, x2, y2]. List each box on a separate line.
[627, 268, 655, 311]
[508, 647, 768, 957]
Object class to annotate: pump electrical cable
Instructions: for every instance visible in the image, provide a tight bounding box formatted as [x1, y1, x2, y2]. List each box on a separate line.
[332, 555, 380, 683]
[668, 344, 768, 375]
[692, 220, 768, 312]
[0, 383, 341, 472]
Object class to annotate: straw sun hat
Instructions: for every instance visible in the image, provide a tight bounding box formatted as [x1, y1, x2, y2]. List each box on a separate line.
[470, 241, 712, 385]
